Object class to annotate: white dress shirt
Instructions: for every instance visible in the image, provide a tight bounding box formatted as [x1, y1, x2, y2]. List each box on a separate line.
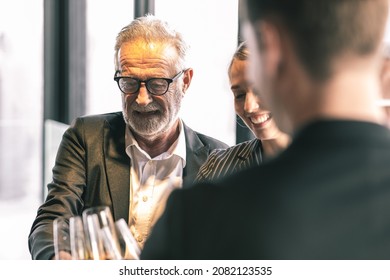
[125, 120, 186, 248]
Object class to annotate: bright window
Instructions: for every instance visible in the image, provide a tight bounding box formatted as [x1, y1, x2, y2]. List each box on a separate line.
[0, 0, 43, 259]
[86, 0, 135, 115]
[155, 0, 238, 145]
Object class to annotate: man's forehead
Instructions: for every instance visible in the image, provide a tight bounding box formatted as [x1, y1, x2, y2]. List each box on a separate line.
[121, 40, 177, 55]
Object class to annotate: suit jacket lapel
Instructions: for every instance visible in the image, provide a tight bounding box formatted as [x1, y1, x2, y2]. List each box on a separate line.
[103, 118, 212, 219]
[182, 123, 210, 188]
[103, 114, 130, 223]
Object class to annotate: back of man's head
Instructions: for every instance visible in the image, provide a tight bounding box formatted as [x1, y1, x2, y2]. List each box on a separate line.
[244, 0, 388, 81]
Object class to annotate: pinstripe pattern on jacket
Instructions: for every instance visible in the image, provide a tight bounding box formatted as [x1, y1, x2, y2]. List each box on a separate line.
[194, 138, 263, 183]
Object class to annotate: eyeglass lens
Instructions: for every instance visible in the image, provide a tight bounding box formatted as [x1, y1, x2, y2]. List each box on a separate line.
[119, 78, 170, 95]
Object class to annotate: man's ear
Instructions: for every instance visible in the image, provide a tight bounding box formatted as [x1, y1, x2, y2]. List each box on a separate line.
[257, 21, 283, 78]
[182, 68, 193, 95]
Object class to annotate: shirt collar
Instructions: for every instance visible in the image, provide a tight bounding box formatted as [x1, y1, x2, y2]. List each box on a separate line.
[125, 119, 187, 166]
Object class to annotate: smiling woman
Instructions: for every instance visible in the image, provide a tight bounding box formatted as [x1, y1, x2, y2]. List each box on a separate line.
[194, 42, 291, 183]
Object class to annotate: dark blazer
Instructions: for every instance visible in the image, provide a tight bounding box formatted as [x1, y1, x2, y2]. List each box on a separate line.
[195, 138, 262, 183]
[28, 112, 228, 260]
[141, 120, 390, 260]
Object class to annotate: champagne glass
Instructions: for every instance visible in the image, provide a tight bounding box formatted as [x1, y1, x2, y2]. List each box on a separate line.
[82, 206, 120, 260]
[115, 218, 141, 260]
[53, 216, 71, 260]
[53, 216, 86, 260]
[69, 216, 87, 259]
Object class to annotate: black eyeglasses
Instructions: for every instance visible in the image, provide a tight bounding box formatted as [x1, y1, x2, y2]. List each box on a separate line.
[114, 70, 185, 96]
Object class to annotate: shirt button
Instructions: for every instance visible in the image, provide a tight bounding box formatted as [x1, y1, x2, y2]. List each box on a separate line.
[142, 196, 148, 202]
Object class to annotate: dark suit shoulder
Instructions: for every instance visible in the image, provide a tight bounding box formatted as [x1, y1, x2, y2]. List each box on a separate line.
[196, 133, 229, 149]
[71, 111, 123, 127]
[182, 121, 229, 149]
[68, 112, 125, 137]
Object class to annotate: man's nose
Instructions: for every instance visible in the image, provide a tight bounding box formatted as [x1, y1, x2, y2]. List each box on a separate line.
[135, 83, 153, 106]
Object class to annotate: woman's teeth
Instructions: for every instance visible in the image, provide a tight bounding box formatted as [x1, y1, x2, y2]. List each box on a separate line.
[250, 114, 271, 124]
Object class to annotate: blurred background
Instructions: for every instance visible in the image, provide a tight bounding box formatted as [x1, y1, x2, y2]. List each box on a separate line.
[0, 0, 254, 259]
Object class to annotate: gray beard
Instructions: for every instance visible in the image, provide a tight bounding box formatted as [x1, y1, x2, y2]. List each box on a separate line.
[122, 88, 183, 139]
[123, 110, 169, 138]
[122, 105, 181, 140]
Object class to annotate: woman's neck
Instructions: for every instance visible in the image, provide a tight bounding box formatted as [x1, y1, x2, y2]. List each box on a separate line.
[261, 133, 290, 158]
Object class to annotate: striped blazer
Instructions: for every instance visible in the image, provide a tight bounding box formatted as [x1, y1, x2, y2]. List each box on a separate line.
[194, 138, 263, 183]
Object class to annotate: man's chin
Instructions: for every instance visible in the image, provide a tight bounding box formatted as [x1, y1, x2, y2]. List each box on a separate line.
[129, 124, 161, 135]
[124, 113, 159, 128]
[126, 120, 165, 138]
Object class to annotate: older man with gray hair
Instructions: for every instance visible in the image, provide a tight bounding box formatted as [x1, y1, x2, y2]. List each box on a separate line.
[28, 14, 228, 260]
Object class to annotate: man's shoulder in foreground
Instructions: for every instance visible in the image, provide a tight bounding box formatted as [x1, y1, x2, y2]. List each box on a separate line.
[142, 120, 390, 259]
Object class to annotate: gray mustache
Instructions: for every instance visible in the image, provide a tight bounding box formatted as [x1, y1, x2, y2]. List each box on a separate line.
[130, 103, 161, 112]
